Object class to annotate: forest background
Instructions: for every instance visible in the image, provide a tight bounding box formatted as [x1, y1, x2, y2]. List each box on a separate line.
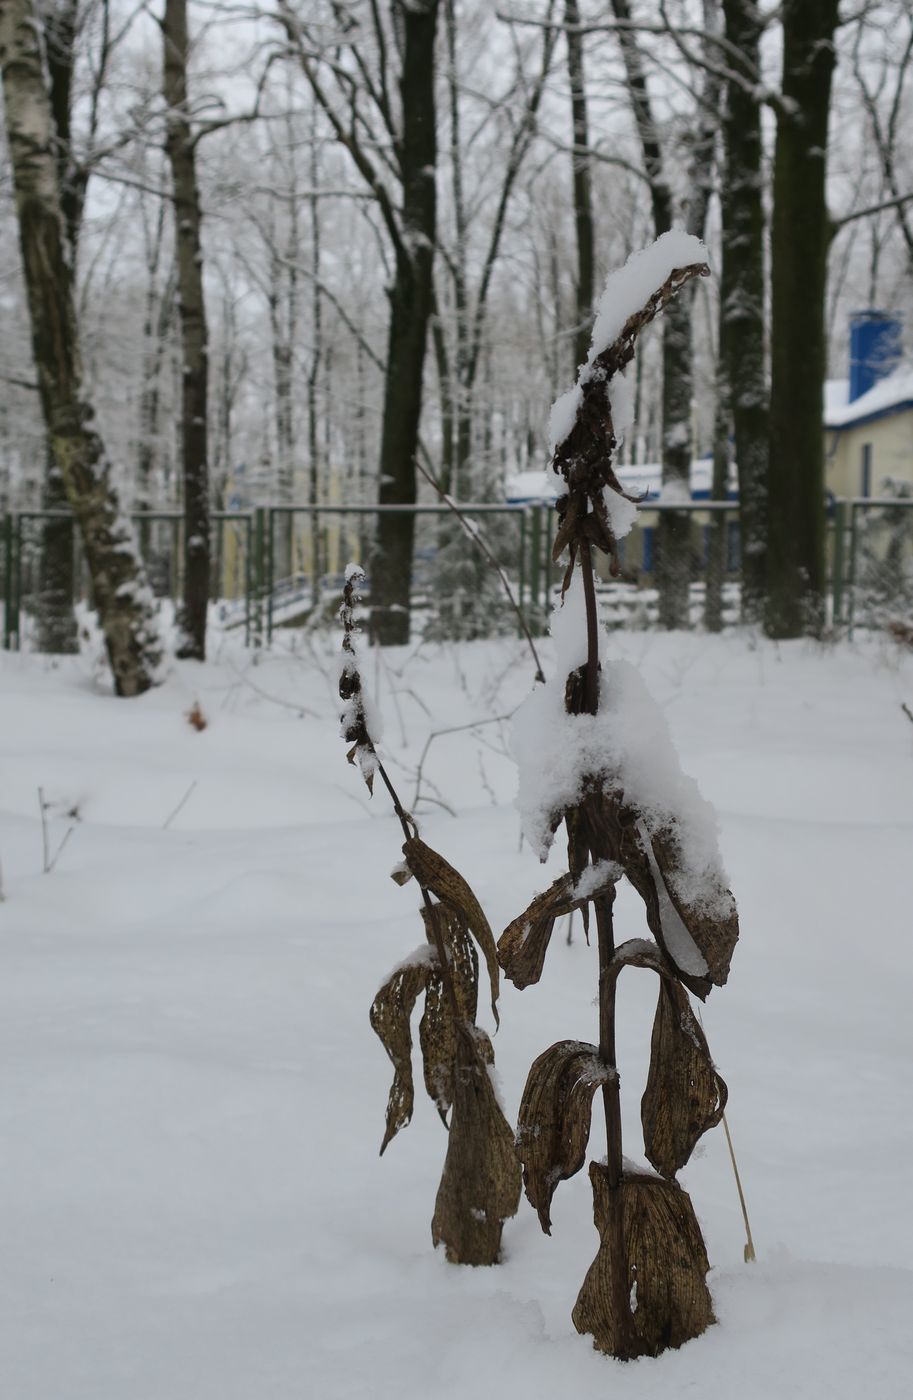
[1, 0, 912, 686]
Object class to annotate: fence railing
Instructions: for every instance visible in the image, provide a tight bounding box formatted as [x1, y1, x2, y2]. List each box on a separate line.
[1, 496, 910, 650]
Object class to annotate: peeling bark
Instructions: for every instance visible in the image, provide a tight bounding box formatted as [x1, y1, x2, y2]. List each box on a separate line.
[0, 0, 160, 694]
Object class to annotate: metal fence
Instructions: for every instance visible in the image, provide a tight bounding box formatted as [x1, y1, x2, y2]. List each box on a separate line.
[2, 497, 911, 650]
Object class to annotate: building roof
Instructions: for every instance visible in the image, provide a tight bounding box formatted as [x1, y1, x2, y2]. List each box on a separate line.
[825, 364, 913, 430]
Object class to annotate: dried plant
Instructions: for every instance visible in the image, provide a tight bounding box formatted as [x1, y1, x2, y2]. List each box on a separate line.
[339, 567, 520, 1264]
[498, 243, 740, 1359]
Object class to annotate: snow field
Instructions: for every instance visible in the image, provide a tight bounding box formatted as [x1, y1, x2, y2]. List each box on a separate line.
[1, 626, 912, 1398]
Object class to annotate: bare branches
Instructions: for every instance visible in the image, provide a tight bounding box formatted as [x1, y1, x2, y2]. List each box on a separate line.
[276, 0, 407, 266]
[414, 459, 545, 683]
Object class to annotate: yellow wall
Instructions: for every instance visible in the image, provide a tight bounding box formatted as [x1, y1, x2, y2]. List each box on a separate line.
[826, 411, 913, 498]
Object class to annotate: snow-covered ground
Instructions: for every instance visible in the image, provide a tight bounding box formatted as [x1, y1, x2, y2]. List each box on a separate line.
[1, 624, 912, 1399]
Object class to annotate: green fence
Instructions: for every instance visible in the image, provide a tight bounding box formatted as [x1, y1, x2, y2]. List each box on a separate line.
[2, 497, 910, 651]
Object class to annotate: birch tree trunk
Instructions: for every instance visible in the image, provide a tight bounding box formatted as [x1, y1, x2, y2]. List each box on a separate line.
[0, 0, 161, 695]
[163, 0, 210, 660]
[35, 0, 85, 654]
[766, 0, 839, 638]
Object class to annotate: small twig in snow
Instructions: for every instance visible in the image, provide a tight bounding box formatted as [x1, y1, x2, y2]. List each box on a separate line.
[901, 701, 913, 728]
[163, 780, 198, 830]
[46, 825, 75, 874]
[410, 714, 513, 812]
[38, 787, 49, 872]
[37, 789, 77, 874]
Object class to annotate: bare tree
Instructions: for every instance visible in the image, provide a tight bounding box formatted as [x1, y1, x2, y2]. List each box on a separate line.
[162, 0, 210, 659]
[608, 0, 722, 629]
[0, 0, 161, 694]
[765, 0, 840, 638]
[279, 0, 440, 645]
[720, 0, 768, 623]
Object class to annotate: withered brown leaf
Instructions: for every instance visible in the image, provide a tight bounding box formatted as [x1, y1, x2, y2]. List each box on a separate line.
[572, 1163, 714, 1359]
[649, 827, 739, 989]
[432, 1026, 521, 1265]
[498, 867, 617, 990]
[369, 953, 435, 1154]
[418, 903, 480, 1119]
[641, 978, 727, 1179]
[516, 1040, 616, 1233]
[402, 837, 501, 1024]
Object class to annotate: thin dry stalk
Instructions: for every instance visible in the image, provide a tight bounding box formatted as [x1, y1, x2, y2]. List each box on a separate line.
[414, 458, 545, 682]
[37, 787, 77, 874]
[722, 1112, 756, 1263]
[339, 568, 520, 1263]
[163, 780, 198, 830]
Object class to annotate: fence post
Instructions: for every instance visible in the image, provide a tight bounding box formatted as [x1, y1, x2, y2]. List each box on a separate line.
[517, 509, 527, 640]
[529, 506, 541, 628]
[3, 512, 13, 650]
[243, 514, 253, 647]
[832, 499, 845, 627]
[250, 507, 266, 645]
[847, 501, 859, 640]
[266, 508, 275, 644]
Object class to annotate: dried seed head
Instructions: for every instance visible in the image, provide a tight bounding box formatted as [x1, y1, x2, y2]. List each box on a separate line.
[339, 566, 378, 794]
[550, 262, 709, 587]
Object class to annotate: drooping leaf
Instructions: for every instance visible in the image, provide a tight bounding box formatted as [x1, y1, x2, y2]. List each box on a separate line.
[641, 978, 727, 1179]
[369, 951, 435, 1154]
[649, 826, 739, 988]
[498, 866, 618, 989]
[418, 902, 480, 1119]
[516, 1039, 616, 1233]
[402, 837, 501, 1023]
[572, 1163, 714, 1359]
[432, 1025, 521, 1265]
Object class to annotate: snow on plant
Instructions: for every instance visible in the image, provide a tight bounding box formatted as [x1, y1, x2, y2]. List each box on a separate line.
[338, 566, 520, 1265]
[497, 233, 740, 1359]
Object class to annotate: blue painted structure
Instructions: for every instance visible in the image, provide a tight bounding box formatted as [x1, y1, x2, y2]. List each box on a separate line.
[849, 311, 902, 402]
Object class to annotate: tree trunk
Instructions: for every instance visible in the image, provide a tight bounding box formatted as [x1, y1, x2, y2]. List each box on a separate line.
[565, 0, 594, 375]
[37, 445, 79, 653]
[307, 127, 323, 605]
[766, 0, 839, 638]
[33, 0, 84, 653]
[722, 0, 768, 623]
[370, 1, 438, 646]
[163, 0, 210, 659]
[0, 0, 160, 695]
